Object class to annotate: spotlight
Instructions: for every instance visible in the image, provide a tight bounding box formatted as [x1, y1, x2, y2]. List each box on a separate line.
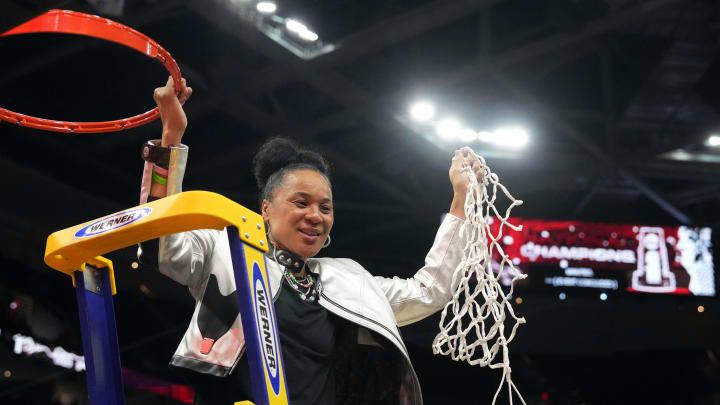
[477, 131, 493, 142]
[436, 119, 460, 141]
[256, 1, 277, 13]
[600, 293, 608, 301]
[285, 19, 307, 33]
[130, 261, 139, 270]
[559, 292, 566, 300]
[514, 297, 523, 304]
[492, 127, 529, 148]
[298, 29, 318, 42]
[285, 19, 318, 42]
[409, 101, 435, 122]
[697, 305, 705, 313]
[707, 135, 720, 147]
[458, 128, 478, 142]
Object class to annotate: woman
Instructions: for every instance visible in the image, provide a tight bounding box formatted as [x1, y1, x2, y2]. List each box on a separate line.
[139, 77, 484, 405]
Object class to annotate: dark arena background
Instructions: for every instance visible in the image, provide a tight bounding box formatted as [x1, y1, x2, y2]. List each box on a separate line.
[1, 0, 720, 404]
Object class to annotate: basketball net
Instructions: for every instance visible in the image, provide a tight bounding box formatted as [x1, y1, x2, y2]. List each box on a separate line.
[432, 150, 527, 405]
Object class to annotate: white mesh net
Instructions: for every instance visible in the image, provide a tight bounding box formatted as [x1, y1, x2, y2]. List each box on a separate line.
[432, 150, 527, 405]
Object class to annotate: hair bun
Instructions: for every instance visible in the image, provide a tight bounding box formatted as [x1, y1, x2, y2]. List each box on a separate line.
[253, 137, 329, 190]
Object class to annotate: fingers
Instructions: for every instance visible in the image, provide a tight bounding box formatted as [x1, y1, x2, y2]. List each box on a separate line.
[176, 78, 192, 105]
[455, 149, 473, 165]
[154, 76, 192, 105]
[181, 87, 192, 105]
[452, 148, 484, 180]
[179, 85, 192, 105]
[451, 150, 464, 172]
[154, 76, 175, 102]
[470, 155, 485, 180]
[472, 160, 484, 180]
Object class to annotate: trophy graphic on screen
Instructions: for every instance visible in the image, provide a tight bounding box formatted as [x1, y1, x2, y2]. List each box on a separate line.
[632, 227, 676, 293]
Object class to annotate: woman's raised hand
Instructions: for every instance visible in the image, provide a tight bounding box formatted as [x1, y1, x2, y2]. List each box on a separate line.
[153, 76, 192, 147]
[449, 147, 484, 198]
[448, 147, 484, 219]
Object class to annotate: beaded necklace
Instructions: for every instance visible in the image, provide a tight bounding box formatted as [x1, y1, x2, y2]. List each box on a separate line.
[282, 269, 318, 303]
[270, 245, 318, 303]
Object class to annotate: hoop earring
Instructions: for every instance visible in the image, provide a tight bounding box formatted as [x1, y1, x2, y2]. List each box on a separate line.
[323, 234, 331, 248]
[265, 222, 273, 246]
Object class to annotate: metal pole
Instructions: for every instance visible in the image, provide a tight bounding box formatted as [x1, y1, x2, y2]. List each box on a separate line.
[74, 263, 125, 405]
[227, 225, 290, 405]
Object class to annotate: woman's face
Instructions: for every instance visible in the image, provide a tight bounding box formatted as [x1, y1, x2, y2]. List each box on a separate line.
[262, 169, 334, 260]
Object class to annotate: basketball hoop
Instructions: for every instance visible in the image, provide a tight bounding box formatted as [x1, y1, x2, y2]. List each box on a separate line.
[0, 9, 182, 133]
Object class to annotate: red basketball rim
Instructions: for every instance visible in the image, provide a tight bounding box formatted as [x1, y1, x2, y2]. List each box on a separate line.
[0, 9, 183, 133]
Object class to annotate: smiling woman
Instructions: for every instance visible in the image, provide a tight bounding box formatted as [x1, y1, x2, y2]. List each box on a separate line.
[137, 77, 482, 405]
[254, 138, 334, 264]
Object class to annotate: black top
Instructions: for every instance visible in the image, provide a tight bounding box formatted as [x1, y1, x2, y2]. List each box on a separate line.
[275, 275, 339, 405]
[185, 273, 339, 405]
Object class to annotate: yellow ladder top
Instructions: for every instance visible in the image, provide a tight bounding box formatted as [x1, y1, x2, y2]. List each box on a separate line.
[45, 191, 268, 276]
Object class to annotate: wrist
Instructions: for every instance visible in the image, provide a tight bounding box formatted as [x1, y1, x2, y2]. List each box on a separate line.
[161, 130, 183, 147]
[142, 140, 171, 169]
[449, 194, 465, 220]
[452, 189, 467, 200]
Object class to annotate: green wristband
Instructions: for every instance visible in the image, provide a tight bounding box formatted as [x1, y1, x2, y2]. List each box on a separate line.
[152, 170, 168, 185]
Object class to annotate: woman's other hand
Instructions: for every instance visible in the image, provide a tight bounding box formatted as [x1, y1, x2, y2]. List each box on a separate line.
[448, 147, 484, 219]
[449, 147, 484, 196]
[153, 76, 192, 147]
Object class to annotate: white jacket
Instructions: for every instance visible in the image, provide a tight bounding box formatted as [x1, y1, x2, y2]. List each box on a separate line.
[138, 143, 465, 405]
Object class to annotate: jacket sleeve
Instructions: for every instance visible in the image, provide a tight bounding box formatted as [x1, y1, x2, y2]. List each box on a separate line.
[136, 140, 216, 298]
[157, 229, 220, 299]
[374, 214, 465, 326]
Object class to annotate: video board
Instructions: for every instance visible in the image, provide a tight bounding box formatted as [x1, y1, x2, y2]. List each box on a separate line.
[488, 218, 715, 296]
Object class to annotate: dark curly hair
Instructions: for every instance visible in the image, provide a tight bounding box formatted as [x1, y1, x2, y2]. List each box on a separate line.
[253, 137, 331, 206]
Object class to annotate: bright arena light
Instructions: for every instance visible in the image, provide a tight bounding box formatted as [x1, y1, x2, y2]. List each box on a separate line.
[477, 131, 493, 142]
[458, 128, 478, 142]
[256, 1, 277, 13]
[436, 119, 461, 141]
[298, 29, 319, 42]
[285, 19, 318, 42]
[707, 134, 720, 147]
[492, 127, 529, 148]
[410, 102, 435, 122]
[285, 19, 307, 33]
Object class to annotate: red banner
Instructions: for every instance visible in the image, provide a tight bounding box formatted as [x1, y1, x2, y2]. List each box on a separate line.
[487, 217, 715, 296]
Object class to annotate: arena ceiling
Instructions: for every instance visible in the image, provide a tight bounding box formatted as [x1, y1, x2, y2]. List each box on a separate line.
[1, 0, 719, 403]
